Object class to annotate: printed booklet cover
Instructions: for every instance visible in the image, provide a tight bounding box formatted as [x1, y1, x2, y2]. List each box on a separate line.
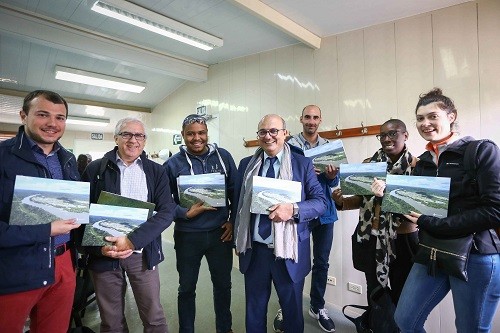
[250, 176, 301, 215]
[339, 162, 387, 195]
[381, 174, 451, 218]
[177, 173, 226, 208]
[303, 139, 348, 172]
[82, 203, 150, 246]
[9, 175, 89, 225]
[97, 191, 155, 218]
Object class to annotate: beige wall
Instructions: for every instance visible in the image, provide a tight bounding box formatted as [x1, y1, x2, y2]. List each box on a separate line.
[148, 1, 500, 331]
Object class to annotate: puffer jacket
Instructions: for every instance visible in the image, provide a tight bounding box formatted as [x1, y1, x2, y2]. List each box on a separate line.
[0, 126, 79, 295]
[414, 136, 500, 254]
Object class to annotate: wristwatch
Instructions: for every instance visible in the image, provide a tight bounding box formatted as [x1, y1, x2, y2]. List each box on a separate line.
[292, 202, 299, 217]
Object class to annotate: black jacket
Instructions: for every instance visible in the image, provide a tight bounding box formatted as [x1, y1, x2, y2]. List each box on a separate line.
[80, 147, 176, 271]
[0, 126, 79, 295]
[414, 136, 500, 254]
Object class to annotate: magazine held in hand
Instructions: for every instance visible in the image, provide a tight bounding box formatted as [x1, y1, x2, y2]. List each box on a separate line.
[339, 162, 387, 195]
[381, 174, 451, 217]
[177, 173, 226, 208]
[9, 175, 90, 225]
[81, 191, 155, 246]
[303, 139, 348, 172]
[250, 176, 301, 214]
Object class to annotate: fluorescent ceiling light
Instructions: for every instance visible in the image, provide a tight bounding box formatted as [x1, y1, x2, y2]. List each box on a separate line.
[91, 0, 223, 51]
[55, 66, 146, 93]
[66, 116, 110, 127]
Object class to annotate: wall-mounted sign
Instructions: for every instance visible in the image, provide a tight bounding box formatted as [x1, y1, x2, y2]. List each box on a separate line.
[196, 105, 207, 116]
[91, 133, 104, 140]
[173, 134, 182, 145]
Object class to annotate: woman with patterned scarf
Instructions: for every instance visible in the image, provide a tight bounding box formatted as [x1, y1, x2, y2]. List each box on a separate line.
[332, 118, 418, 310]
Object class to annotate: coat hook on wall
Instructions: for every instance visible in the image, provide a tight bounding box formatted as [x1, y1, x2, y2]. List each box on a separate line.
[335, 125, 342, 137]
[360, 122, 368, 135]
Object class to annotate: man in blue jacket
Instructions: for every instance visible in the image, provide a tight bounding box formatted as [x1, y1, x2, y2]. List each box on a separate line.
[164, 114, 237, 333]
[234, 114, 326, 333]
[81, 117, 176, 333]
[0, 90, 81, 332]
[274, 105, 339, 332]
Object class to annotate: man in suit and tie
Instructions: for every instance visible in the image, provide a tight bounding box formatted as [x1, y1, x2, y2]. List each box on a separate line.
[234, 114, 326, 333]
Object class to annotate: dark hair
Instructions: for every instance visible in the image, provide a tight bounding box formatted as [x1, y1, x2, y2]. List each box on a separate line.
[382, 119, 407, 132]
[415, 88, 457, 130]
[77, 154, 91, 176]
[22, 90, 68, 116]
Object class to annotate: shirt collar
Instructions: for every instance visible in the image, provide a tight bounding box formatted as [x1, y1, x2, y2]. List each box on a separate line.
[26, 134, 61, 156]
[116, 152, 142, 167]
[263, 149, 284, 164]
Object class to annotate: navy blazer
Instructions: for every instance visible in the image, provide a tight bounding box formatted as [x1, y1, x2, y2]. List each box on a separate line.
[234, 150, 326, 282]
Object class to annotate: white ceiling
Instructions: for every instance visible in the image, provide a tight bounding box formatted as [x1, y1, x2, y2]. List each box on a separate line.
[0, 0, 472, 132]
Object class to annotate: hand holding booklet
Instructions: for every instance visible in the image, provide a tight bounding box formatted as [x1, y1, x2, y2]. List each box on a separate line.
[303, 139, 348, 172]
[339, 162, 387, 195]
[250, 176, 301, 214]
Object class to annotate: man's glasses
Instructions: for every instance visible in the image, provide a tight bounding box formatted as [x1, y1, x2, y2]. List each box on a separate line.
[182, 115, 206, 128]
[256, 128, 285, 138]
[376, 130, 402, 141]
[118, 132, 147, 141]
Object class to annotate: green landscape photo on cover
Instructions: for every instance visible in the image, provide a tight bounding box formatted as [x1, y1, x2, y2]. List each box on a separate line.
[339, 161, 387, 195]
[381, 174, 451, 217]
[177, 173, 226, 208]
[9, 175, 90, 225]
[303, 139, 348, 172]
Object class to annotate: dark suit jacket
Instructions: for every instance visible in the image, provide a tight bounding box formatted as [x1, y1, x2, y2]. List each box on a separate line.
[234, 150, 326, 283]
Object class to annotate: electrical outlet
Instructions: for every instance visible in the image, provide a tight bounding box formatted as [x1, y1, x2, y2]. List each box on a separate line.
[327, 276, 336, 286]
[347, 282, 362, 294]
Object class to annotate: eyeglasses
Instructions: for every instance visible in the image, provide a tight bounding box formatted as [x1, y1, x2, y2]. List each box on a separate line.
[376, 130, 402, 141]
[256, 128, 285, 138]
[182, 115, 206, 128]
[118, 132, 147, 141]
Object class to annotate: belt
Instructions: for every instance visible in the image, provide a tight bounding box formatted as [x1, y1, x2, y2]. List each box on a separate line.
[55, 242, 70, 256]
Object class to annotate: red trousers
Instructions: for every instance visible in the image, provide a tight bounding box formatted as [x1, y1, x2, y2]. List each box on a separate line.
[0, 250, 76, 333]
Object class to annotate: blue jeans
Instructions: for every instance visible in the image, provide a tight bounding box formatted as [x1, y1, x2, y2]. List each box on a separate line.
[394, 253, 500, 333]
[174, 229, 233, 333]
[309, 220, 334, 311]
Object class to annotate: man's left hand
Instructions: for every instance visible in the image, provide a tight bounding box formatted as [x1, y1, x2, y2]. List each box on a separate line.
[105, 236, 135, 252]
[220, 221, 233, 242]
[324, 164, 339, 180]
[268, 203, 293, 222]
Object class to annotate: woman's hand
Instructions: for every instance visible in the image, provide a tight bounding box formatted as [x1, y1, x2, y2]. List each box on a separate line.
[370, 177, 386, 197]
[331, 188, 343, 206]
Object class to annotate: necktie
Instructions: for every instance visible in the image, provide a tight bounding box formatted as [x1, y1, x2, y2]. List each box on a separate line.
[258, 157, 277, 239]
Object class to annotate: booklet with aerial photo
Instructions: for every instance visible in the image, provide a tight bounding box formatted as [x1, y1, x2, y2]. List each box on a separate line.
[339, 162, 387, 195]
[250, 176, 302, 215]
[9, 175, 89, 225]
[81, 203, 150, 246]
[177, 173, 226, 208]
[97, 191, 155, 218]
[303, 139, 348, 172]
[381, 174, 451, 218]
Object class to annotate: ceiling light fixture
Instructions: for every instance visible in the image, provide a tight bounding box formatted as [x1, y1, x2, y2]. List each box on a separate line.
[55, 66, 146, 93]
[90, 0, 223, 51]
[66, 116, 110, 127]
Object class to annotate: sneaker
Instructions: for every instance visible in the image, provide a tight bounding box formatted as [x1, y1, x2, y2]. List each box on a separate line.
[273, 308, 284, 332]
[309, 307, 336, 332]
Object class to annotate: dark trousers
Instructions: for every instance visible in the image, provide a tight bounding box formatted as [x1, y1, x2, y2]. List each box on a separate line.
[174, 229, 233, 333]
[244, 242, 305, 333]
[309, 220, 334, 311]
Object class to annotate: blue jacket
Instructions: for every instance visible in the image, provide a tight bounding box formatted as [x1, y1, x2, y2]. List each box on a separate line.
[234, 150, 326, 282]
[164, 144, 237, 232]
[0, 126, 79, 295]
[287, 134, 339, 225]
[80, 147, 176, 271]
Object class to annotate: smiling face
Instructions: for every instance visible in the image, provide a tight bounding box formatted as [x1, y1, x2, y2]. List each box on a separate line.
[300, 105, 322, 135]
[379, 121, 408, 162]
[416, 102, 455, 143]
[258, 115, 288, 157]
[182, 122, 208, 155]
[115, 121, 146, 164]
[20, 96, 67, 154]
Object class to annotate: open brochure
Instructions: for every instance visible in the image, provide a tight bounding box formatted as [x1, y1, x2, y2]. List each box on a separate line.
[9, 175, 89, 225]
[82, 203, 150, 246]
[339, 162, 387, 195]
[303, 139, 348, 172]
[250, 176, 301, 215]
[177, 173, 226, 208]
[381, 174, 450, 217]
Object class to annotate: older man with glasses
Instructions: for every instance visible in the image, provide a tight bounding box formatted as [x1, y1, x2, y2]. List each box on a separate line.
[164, 114, 237, 333]
[80, 117, 176, 333]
